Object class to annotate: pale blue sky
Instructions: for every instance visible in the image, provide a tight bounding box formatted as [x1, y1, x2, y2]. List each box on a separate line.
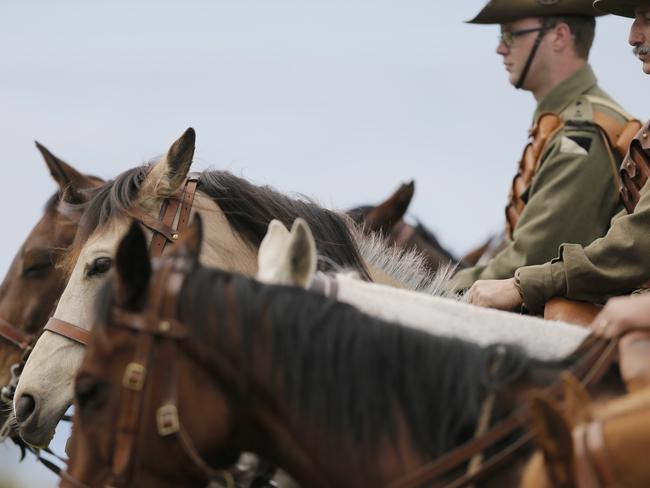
[0, 1, 648, 485]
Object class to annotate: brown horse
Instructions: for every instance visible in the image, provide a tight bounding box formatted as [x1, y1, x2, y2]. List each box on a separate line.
[347, 181, 461, 271]
[63, 218, 610, 488]
[0, 143, 101, 436]
[522, 376, 650, 488]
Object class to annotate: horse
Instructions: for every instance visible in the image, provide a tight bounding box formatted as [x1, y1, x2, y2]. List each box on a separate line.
[0, 143, 101, 441]
[347, 181, 461, 271]
[13, 127, 447, 448]
[257, 218, 590, 361]
[63, 217, 610, 488]
[521, 375, 650, 488]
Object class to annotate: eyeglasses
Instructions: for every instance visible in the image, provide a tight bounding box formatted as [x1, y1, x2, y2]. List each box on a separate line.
[499, 27, 545, 49]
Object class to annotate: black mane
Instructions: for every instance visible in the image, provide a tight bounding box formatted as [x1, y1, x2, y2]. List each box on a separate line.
[67, 164, 369, 277]
[165, 265, 558, 460]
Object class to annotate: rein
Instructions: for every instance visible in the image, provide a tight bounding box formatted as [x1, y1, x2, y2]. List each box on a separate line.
[42, 173, 200, 348]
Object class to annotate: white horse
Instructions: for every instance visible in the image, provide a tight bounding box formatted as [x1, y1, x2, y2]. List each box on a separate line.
[13, 128, 452, 447]
[257, 218, 590, 361]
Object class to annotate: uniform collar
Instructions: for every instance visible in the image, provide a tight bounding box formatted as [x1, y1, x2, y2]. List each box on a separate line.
[533, 64, 598, 122]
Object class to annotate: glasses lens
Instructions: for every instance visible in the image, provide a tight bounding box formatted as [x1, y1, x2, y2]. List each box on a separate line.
[500, 32, 513, 48]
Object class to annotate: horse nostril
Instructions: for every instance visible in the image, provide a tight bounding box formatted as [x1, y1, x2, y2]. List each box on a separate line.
[15, 394, 36, 424]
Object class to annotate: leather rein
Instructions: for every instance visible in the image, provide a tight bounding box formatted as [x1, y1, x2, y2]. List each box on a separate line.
[42, 174, 200, 349]
[307, 275, 618, 488]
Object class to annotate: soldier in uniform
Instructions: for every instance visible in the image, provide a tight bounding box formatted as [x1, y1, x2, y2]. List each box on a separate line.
[449, 0, 638, 292]
[466, 2, 650, 316]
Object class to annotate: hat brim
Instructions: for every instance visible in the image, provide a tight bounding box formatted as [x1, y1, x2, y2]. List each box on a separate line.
[593, 0, 641, 18]
[467, 2, 605, 24]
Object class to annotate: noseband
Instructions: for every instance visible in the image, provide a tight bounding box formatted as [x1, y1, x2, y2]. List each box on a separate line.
[62, 253, 234, 488]
[42, 174, 200, 349]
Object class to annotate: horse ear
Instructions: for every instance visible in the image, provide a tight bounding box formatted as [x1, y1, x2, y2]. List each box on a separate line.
[288, 218, 317, 287]
[35, 141, 95, 202]
[530, 393, 574, 486]
[114, 221, 152, 309]
[257, 220, 291, 283]
[144, 128, 195, 197]
[561, 372, 593, 425]
[365, 180, 415, 231]
[175, 214, 203, 261]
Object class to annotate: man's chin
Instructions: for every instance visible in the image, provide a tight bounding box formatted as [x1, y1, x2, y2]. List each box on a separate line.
[643, 61, 650, 75]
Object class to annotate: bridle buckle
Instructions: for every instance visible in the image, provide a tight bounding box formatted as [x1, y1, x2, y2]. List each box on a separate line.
[157, 404, 180, 436]
[122, 363, 146, 391]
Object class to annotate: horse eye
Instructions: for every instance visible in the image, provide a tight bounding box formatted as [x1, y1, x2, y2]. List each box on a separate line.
[22, 261, 52, 278]
[75, 376, 108, 412]
[86, 257, 112, 277]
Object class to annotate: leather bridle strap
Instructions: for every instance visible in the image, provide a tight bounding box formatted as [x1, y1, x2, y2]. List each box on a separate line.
[515, 19, 552, 90]
[0, 317, 33, 350]
[43, 318, 90, 346]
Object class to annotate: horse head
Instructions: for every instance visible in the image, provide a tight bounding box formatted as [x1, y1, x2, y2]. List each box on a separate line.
[0, 144, 101, 437]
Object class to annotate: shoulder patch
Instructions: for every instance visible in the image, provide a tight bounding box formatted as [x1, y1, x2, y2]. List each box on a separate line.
[560, 136, 589, 156]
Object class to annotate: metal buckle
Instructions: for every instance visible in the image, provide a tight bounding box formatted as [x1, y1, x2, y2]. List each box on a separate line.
[122, 363, 146, 391]
[156, 404, 180, 436]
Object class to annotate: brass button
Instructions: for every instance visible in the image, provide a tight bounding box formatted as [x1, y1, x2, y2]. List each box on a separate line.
[172, 233, 179, 240]
[159, 320, 171, 332]
[643, 132, 648, 139]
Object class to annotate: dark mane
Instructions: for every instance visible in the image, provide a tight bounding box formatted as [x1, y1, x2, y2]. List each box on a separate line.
[166, 265, 559, 460]
[64, 164, 369, 277]
[414, 221, 456, 261]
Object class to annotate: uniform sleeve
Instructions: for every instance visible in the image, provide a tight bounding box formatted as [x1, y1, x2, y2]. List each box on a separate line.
[449, 124, 621, 292]
[518, 190, 650, 314]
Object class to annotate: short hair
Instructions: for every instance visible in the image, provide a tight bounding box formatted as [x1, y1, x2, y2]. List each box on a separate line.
[545, 15, 596, 60]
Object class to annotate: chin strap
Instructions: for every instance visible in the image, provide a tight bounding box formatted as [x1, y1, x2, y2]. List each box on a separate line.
[515, 19, 553, 90]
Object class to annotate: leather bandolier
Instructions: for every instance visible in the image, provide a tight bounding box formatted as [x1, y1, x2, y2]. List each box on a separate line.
[505, 96, 642, 239]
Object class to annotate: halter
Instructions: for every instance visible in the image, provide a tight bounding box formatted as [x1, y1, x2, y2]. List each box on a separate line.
[42, 173, 200, 349]
[61, 253, 234, 488]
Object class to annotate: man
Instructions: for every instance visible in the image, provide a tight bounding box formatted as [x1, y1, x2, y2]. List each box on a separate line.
[466, 2, 650, 315]
[448, 0, 638, 292]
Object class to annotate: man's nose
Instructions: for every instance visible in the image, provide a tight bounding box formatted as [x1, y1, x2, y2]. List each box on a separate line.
[629, 18, 646, 47]
[496, 40, 509, 56]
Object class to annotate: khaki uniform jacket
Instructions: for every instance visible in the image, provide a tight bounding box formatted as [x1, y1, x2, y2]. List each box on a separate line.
[449, 65, 625, 291]
[518, 121, 650, 314]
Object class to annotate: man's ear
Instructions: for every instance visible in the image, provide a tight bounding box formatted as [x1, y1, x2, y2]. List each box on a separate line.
[114, 221, 152, 310]
[172, 214, 203, 262]
[530, 393, 575, 487]
[36, 141, 97, 202]
[142, 128, 195, 197]
[288, 218, 317, 288]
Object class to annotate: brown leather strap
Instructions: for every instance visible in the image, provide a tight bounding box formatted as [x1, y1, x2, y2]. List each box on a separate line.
[43, 317, 90, 346]
[0, 318, 33, 350]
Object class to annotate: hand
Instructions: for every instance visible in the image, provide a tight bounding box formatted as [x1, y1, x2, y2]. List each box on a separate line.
[591, 294, 650, 338]
[465, 278, 523, 311]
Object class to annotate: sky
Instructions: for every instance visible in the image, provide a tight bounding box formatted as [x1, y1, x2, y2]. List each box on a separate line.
[0, 0, 648, 486]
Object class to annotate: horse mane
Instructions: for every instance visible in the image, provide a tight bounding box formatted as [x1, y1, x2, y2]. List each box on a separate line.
[61, 164, 369, 278]
[169, 265, 547, 460]
[351, 229, 457, 296]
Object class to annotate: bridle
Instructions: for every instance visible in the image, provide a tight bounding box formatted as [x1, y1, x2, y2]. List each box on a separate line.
[42, 173, 200, 349]
[61, 252, 235, 488]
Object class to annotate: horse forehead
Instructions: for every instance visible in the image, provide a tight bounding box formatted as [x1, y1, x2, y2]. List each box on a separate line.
[79, 219, 131, 259]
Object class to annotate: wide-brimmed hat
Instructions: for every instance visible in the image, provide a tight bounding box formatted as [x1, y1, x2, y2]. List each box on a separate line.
[468, 0, 605, 24]
[594, 0, 650, 18]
